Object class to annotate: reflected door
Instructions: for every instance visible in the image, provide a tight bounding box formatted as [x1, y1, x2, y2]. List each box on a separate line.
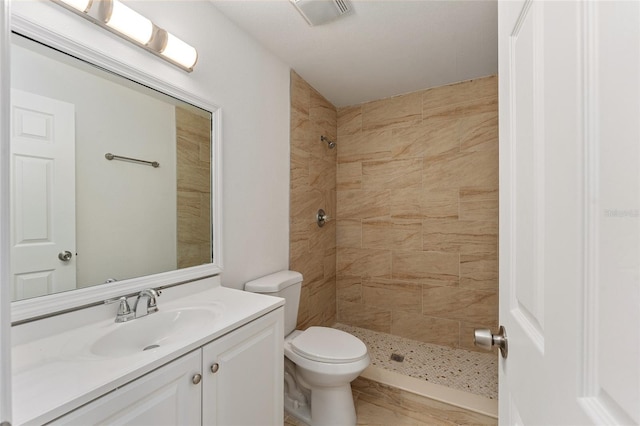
[499, 1, 639, 424]
[10, 89, 76, 300]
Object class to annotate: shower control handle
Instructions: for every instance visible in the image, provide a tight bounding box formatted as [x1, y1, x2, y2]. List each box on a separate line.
[474, 326, 508, 359]
[317, 209, 330, 227]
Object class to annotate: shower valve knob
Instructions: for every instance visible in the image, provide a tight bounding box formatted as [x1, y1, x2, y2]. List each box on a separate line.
[316, 209, 330, 227]
[474, 326, 508, 359]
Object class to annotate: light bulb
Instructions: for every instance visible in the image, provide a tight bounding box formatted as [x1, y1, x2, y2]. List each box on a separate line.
[58, 0, 92, 12]
[160, 32, 198, 70]
[105, 0, 154, 45]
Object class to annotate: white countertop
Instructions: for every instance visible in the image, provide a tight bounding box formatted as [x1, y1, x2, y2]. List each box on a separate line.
[11, 281, 283, 425]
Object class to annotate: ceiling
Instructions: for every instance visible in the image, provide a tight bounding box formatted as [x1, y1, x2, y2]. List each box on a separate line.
[210, 0, 498, 107]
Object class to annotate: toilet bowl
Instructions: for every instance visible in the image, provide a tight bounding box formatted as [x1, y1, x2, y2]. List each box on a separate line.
[285, 328, 369, 425]
[245, 271, 370, 426]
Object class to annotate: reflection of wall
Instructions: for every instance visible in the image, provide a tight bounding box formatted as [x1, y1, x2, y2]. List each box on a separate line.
[14, 0, 291, 291]
[336, 76, 498, 351]
[176, 106, 211, 268]
[11, 42, 177, 288]
[289, 71, 337, 329]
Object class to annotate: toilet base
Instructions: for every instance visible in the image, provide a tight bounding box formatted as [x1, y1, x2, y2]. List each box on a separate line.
[284, 358, 311, 424]
[309, 383, 357, 426]
[284, 395, 312, 425]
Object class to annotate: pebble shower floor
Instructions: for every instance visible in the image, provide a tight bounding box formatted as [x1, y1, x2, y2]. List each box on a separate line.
[334, 323, 498, 399]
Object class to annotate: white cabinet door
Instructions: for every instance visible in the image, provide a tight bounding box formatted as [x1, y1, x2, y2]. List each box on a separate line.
[52, 351, 202, 426]
[498, 1, 640, 424]
[202, 308, 284, 426]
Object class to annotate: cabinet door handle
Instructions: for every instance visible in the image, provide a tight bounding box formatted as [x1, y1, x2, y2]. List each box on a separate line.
[210, 363, 219, 374]
[192, 373, 202, 385]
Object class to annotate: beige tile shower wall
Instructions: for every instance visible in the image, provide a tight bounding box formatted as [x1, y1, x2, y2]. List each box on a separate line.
[176, 106, 212, 269]
[290, 71, 337, 329]
[336, 76, 498, 350]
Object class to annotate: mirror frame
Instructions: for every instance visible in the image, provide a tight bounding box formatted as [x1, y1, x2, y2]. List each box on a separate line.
[9, 13, 223, 324]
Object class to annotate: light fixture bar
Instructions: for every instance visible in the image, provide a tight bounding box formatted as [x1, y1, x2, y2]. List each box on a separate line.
[104, 0, 154, 45]
[50, 0, 198, 72]
[58, 0, 93, 13]
[160, 32, 198, 70]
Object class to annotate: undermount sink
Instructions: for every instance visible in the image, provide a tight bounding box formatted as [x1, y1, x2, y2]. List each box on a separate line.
[91, 307, 219, 357]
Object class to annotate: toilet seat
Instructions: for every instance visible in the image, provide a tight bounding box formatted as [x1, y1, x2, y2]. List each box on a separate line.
[291, 327, 368, 364]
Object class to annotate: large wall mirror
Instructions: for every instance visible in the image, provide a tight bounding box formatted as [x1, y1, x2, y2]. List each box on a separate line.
[9, 22, 221, 320]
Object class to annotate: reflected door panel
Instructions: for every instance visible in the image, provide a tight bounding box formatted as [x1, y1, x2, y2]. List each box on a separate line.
[10, 89, 76, 299]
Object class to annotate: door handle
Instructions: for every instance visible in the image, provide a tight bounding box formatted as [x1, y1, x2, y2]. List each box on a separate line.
[58, 250, 73, 262]
[474, 325, 508, 359]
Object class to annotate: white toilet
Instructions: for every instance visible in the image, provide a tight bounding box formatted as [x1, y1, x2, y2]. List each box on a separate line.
[245, 270, 370, 426]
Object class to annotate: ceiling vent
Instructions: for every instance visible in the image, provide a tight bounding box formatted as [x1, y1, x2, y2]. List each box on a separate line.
[290, 0, 353, 26]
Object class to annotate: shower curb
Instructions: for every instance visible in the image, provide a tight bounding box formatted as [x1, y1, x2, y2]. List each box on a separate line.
[358, 365, 498, 420]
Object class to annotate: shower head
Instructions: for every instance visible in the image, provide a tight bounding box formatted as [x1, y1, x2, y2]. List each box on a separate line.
[320, 135, 336, 149]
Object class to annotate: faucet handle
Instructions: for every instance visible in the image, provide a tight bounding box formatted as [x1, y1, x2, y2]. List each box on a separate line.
[106, 296, 134, 323]
[116, 297, 132, 315]
[147, 289, 161, 313]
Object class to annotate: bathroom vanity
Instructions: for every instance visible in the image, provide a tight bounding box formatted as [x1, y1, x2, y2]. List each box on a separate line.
[11, 277, 284, 425]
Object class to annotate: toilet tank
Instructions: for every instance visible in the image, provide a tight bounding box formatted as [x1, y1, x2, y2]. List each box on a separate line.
[244, 270, 302, 336]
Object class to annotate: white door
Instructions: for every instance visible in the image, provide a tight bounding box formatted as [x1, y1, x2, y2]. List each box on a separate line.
[498, 1, 639, 424]
[10, 89, 76, 300]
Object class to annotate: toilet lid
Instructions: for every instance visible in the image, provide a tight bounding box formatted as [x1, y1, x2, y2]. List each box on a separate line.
[291, 327, 367, 363]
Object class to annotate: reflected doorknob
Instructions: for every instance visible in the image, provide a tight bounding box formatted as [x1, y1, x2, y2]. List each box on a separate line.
[474, 325, 508, 359]
[58, 251, 73, 262]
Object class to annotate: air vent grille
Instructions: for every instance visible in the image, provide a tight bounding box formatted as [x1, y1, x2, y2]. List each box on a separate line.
[334, 0, 350, 14]
[290, 0, 353, 26]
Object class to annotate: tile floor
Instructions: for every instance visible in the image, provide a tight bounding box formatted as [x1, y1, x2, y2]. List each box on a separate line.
[285, 386, 496, 426]
[334, 323, 498, 399]
[284, 399, 457, 426]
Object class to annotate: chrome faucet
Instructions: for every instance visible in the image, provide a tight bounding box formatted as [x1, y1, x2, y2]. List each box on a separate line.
[134, 288, 161, 318]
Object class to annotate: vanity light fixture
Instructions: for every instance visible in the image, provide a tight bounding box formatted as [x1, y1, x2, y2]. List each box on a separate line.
[102, 0, 154, 45]
[51, 0, 198, 71]
[57, 0, 92, 13]
[160, 32, 198, 71]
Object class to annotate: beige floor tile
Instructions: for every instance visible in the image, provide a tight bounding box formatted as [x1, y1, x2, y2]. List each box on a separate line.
[357, 398, 439, 425]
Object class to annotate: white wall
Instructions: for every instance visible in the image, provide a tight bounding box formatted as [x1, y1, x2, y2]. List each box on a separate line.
[11, 40, 177, 288]
[11, 0, 291, 290]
